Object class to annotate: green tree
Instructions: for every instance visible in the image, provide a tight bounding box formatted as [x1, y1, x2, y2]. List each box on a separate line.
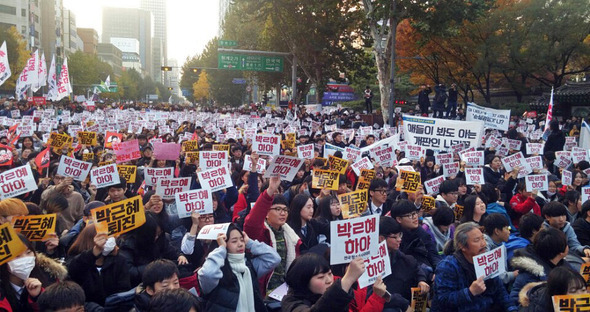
[0, 26, 30, 91]
[67, 51, 113, 95]
[116, 69, 141, 100]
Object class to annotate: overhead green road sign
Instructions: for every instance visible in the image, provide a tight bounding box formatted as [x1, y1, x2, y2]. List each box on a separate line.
[218, 53, 284, 72]
[218, 40, 238, 47]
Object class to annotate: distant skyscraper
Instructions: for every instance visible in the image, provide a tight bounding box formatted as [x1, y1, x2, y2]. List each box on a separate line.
[102, 7, 152, 77]
[140, 0, 166, 83]
[0, 0, 43, 50]
[218, 0, 231, 37]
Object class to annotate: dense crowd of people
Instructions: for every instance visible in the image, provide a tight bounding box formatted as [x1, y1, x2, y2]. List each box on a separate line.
[0, 97, 589, 311]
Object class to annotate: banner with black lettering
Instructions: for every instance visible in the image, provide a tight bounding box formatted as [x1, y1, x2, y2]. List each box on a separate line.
[402, 115, 483, 152]
[466, 103, 510, 131]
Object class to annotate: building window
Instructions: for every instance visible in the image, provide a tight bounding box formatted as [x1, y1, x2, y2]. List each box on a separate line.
[21, 26, 26, 35]
[0, 4, 17, 15]
[21, 8, 25, 17]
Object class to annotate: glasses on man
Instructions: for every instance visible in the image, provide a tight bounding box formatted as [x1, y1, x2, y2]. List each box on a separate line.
[199, 214, 214, 221]
[271, 206, 289, 214]
[400, 212, 418, 219]
[372, 189, 387, 195]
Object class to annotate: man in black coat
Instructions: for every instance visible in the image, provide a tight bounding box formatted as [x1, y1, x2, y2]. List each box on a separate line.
[418, 85, 432, 116]
[544, 120, 566, 154]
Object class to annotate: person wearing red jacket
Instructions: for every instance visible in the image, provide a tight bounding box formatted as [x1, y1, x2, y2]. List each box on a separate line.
[509, 182, 541, 228]
[243, 176, 302, 296]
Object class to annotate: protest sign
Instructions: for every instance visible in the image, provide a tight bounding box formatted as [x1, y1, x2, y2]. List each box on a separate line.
[90, 164, 121, 188]
[358, 241, 392, 288]
[396, 170, 421, 193]
[402, 115, 483, 151]
[580, 263, 590, 290]
[344, 146, 362, 163]
[338, 189, 368, 219]
[153, 142, 181, 161]
[351, 157, 374, 176]
[466, 103, 510, 131]
[181, 140, 199, 152]
[473, 245, 506, 280]
[552, 294, 590, 312]
[323, 143, 346, 158]
[356, 169, 376, 191]
[185, 152, 199, 164]
[199, 151, 229, 170]
[328, 155, 349, 174]
[252, 134, 281, 156]
[435, 153, 453, 166]
[485, 136, 503, 149]
[104, 132, 122, 149]
[176, 189, 214, 218]
[243, 154, 266, 174]
[0, 144, 12, 167]
[562, 170, 572, 187]
[91, 196, 146, 237]
[572, 149, 589, 164]
[312, 169, 340, 191]
[77, 131, 97, 146]
[525, 174, 549, 192]
[422, 196, 436, 214]
[268, 283, 289, 302]
[330, 215, 379, 265]
[373, 146, 397, 168]
[0, 223, 27, 266]
[582, 187, 590, 204]
[460, 151, 484, 167]
[144, 167, 174, 186]
[48, 132, 72, 149]
[11, 214, 56, 241]
[197, 166, 233, 192]
[17, 124, 34, 137]
[443, 162, 460, 178]
[505, 138, 522, 151]
[57, 155, 92, 181]
[424, 175, 445, 195]
[197, 223, 231, 240]
[82, 152, 94, 162]
[501, 152, 526, 172]
[117, 165, 137, 183]
[114, 139, 142, 163]
[454, 204, 465, 220]
[263, 156, 303, 182]
[297, 144, 315, 159]
[406, 144, 425, 161]
[156, 177, 191, 200]
[411, 288, 428, 312]
[0, 164, 38, 200]
[213, 144, 230, 152]
[555, 151, 573, 169]
[526, 143, 544, 155]
[465, 168, 485, 185]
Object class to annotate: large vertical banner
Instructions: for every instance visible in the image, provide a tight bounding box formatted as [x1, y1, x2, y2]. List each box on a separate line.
[402, 115, 483, 151]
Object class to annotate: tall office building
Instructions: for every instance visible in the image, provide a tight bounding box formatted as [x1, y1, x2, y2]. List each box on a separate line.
[40, 0, 63, 59]
[0, 0, 42, 50]
[140, 0, 166, 83]
[63, 9, 81, 55]
[77, 28, 98, 54]
[102, 7, 152, 77]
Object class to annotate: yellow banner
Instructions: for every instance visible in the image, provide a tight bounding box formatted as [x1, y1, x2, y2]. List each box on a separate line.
[357, 169, 376, 191]
[338, 189, 368, 219]
[580, 262, 590, 290]
[212, 144, 230, 152]
[421, 195, 436, 215]
[82, 152, 95, 162]
[396, 170, 421, 193]
[454, 204, 465, 221]
[77, 131, 97, 146]
[117, 165, 137, 184]
[411, 287, 428, 312]
[48, 132, 72, 149]
[328, 155, 349, 174]
[312, 169, 340, 191]
[11, 214, 57, 241]
[91, 196, 146, 237]
[182, 140, 199, 152]
[185, 151, 200, 164]
[0, 223, 27, 266]
[286, 133, 296, 141]
[552, 294, 590, 312]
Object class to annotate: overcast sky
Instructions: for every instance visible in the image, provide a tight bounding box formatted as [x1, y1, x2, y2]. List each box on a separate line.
[63, 0, 220, 64]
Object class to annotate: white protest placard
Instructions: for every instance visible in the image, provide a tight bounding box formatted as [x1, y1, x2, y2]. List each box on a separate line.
[435, 153, 453, 166]
[582, 187, 590, 204]
[525, 156, 543, 170]
[402, 115, 483, 152]
[460, 150, 484, 167]
[485, 136, 502, 149]
[526, 143, 544, 155]
[17, 125, 35, 137]
[495, 146, 509, 157]
[297, 144, 315, 159]
[424, 175, 445, 195]
[572, 150, 588, 164]
[501, 152, 526, 172]
[263, 155, 303, 182]
[374, 146, 397, 168]
[199, 151, 228, 170]
[465, 168, 485, 185]
[144, 167, 174, 186]
[268, 283, 289, 302]
[252, 134, 281, 156]
[57, 155, 92, 182]
[555, 151, 573, 169]
[525, 174, 549, 192]
[357, 241, 392, 288]
[351, 157, 374, 176]
[330, 215, 379, 265]
[323, 143, 346, 158]
[175, 189, 214, 218]
[504, 138, 522, 151]
[0, 164, 38, 200]
[197, 166, 233, 192]
[466, 103, 510, 131]
[344, 146, 362, 163]
[473, 245, 506, 280]
[197, 223, 231, 240]
[443, 162, 460, 178]
[242, 155, 266, 174]
[562, 170, 572, 187]
[405, 144, 425, 161]
[156, 177, 191, 200]
[90, 164, 120, 189]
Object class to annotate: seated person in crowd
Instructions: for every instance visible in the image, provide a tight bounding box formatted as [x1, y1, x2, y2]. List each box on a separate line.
[505, 213, 544, 260]
[421, 206, 455, 254]
[573, 200, 590, 246]
[135, 259, 180, 312]
[541, 201, 590, 258]
[482, 213, 518, 285]
[435, 180, 458, 210]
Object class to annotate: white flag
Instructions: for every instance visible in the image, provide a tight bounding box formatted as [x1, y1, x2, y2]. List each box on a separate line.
[0, 41, 11, 87]
[47, 54, 57, 100]
[15, 70, 29, 100]
[32, 52, 47, 92]
[24, 50, 39, 87]
[105, 75, 110, 89]
[544, 87, 554, 132]
[55, 57, 72, 101]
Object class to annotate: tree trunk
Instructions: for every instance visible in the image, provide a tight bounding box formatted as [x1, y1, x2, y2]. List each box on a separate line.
[374, 51, 389, 121]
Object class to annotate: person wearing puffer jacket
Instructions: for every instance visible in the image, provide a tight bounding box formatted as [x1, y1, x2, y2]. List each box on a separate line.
[421, 207, 455, 254]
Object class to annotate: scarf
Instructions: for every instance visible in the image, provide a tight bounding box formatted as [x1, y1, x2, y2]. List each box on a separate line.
[453, 250, 477, 284]
[423, 217, 449, 253]
[228, 253, 255, 312]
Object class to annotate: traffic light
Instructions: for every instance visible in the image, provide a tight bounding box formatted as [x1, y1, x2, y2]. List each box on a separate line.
[191, 68, 201, 74]
[161, 66, 172, 71]
[168, 87, 173, 90]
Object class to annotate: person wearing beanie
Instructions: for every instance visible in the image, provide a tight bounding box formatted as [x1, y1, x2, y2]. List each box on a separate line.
[243, 176, 303, 295]
[0, 198, 29, 225]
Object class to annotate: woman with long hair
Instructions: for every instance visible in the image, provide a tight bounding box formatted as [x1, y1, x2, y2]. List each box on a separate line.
[286, 194, 329, 254]
[460, 194, 487, 225]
